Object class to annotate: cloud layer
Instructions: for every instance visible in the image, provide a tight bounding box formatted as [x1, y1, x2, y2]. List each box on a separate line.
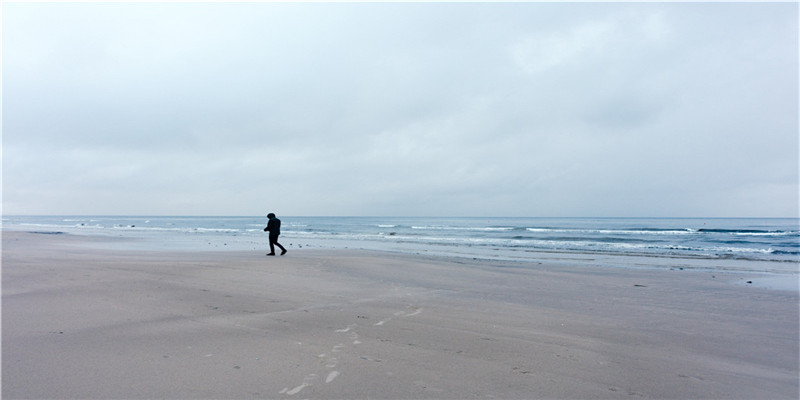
[4, 2, 798, 216]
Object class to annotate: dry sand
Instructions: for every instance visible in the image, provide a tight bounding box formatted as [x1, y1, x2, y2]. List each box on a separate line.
[2, 231, 798, 399]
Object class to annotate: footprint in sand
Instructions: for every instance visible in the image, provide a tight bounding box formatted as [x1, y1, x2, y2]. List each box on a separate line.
[394, 306, 423, 318]
[282, 307, 424, 396]
[404, 307, 422, 317]
[325, 370, 340, 383]
[335, 324, 355, 333]
[375, 307, 422, 327]
[282, 383, 309, 396]
[280, 373, 317, 396]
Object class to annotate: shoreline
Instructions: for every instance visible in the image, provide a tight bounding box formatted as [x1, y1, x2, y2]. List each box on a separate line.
[3, 215, 798, 268]
[10, 228, 799, 290]
[3, 231, 799, 399]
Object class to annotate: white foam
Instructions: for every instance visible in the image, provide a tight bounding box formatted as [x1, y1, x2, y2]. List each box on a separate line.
[412, 225, 513, 231]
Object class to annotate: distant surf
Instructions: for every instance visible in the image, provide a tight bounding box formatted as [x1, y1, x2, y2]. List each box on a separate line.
[4, 216, 798, 273]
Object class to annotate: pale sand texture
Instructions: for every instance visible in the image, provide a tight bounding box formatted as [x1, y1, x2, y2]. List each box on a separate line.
[3, 231, 798, 399]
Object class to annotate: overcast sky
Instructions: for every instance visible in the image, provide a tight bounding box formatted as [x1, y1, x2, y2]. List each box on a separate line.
[3, 1, 798, 217]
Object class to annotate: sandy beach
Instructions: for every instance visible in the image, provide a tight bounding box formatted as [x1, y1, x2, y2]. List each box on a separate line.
[3, 231, 798, 399]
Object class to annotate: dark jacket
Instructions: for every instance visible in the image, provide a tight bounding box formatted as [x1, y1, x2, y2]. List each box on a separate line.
[265, 217, 281, 236]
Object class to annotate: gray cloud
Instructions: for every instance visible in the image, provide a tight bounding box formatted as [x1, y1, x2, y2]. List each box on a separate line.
[3, 2, 797, 217]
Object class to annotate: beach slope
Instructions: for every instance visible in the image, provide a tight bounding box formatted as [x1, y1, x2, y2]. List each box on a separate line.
[3, 231, 798, 399]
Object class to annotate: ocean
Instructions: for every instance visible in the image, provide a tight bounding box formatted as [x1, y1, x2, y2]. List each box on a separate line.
[3, 216, 798, 275]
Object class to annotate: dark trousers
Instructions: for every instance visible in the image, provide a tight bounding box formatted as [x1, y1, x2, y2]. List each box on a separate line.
[269, 234, 286, 254]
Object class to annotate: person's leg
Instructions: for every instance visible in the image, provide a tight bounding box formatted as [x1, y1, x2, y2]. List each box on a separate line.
[268, 236, 277, 255]
[275, 238, 287, 255]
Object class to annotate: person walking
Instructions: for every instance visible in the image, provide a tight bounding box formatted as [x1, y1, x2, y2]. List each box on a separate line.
[263, 213, 287, 256]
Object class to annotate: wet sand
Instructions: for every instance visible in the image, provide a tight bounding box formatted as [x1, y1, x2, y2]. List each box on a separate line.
[3, 231, 798, 399]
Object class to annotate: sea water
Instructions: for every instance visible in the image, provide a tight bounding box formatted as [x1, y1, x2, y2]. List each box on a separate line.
[3, 216, 798, 275]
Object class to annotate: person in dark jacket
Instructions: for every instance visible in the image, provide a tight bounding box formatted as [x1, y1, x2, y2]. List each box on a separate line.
[263, 213, 287, 256]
